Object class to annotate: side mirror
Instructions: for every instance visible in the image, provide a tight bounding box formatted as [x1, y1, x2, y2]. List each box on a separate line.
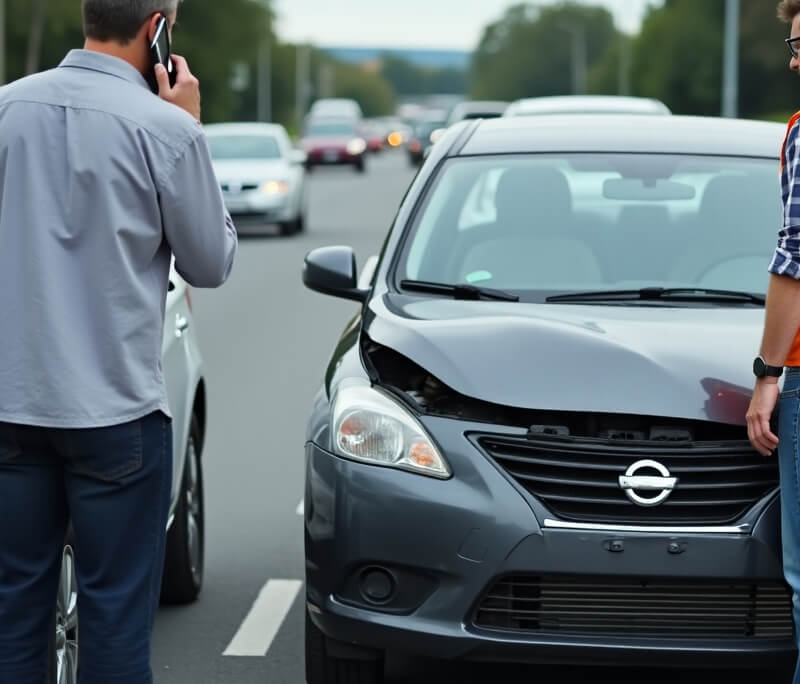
[291, 149, 308, 166]
[303, 246, 368, 302]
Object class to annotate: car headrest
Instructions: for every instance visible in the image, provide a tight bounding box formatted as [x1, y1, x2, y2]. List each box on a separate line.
[700, 175, 778, 226]
[494, 166, 572, 233]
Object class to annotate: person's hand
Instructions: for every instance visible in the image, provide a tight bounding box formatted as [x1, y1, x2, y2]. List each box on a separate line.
[155, 54, 201, 122]
[746, 379, 780, 456]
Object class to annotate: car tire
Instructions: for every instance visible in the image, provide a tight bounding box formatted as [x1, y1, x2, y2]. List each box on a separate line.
[160, 415, 204, 605]
[280, 212, 305, 236]
[354, 159, 366, 174]
[305, 610, 384, 684]
[48, 535, 79, 684]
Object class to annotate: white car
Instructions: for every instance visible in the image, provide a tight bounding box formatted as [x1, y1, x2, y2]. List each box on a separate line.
[446, 100, 509, 126]
[52, 267, 207, 684]
[308, 98, 363, 121]
[504, 95, 671, 117]
[206, 123, 308, 236]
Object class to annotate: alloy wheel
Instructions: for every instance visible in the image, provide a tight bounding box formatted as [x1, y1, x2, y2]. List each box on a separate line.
[185, 438, 202, 586]
[56, 545, 78, 684]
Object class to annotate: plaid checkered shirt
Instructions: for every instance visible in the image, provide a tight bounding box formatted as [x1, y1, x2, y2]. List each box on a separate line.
[770, 115, 800, 278]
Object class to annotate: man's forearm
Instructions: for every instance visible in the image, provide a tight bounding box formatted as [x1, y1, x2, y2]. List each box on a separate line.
[760, 273, 800, 365]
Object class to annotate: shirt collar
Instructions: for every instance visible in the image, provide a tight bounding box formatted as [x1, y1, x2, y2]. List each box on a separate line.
[59, 49, 150, 91]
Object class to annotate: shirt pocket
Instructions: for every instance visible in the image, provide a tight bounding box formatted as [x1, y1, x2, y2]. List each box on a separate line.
[67, 419, 143, 482]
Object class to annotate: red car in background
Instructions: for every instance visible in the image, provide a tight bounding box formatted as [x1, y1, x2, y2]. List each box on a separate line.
[362, 120, 388, 153]
[300, 118, 367, 173]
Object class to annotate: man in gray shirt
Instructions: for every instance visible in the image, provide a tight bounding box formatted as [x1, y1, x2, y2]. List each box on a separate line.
[0, 1, 237, 682]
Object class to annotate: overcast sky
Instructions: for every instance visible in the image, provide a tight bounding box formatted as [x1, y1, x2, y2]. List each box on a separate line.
[273, 0, 665, 51]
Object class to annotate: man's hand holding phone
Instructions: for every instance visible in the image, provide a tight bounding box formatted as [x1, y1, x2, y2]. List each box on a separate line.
[155, 55, 201, 122]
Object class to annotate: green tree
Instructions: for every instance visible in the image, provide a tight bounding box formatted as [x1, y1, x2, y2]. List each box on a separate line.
[379, 55, 467, 96]
[168, 0, 274, 123]
[630, 0, 724, 116]
[470, 2, 618, 101]
[738, 0, 799, 120]
[2, 0, 276, 123]
[329, 62, 395, 117]
[381, 55, 424, 95]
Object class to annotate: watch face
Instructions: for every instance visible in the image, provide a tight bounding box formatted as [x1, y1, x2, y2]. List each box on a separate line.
[754, 356, 766, 376]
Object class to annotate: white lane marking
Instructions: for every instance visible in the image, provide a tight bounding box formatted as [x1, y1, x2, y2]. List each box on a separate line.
[296, 499, 304, 516]
[223, 579, 303, 657]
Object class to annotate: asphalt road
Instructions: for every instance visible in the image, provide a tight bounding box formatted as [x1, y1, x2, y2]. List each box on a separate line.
[150, 150, 787, 684]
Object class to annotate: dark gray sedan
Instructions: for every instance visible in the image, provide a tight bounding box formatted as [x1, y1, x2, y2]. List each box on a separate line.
[301, 114, 792, 683]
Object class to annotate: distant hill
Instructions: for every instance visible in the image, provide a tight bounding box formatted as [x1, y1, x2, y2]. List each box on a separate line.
[323, 47, 471, 70]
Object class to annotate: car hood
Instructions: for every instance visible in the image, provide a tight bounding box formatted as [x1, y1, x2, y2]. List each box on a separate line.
[212, 159, 288, 183]
[365, 296, 763, 425]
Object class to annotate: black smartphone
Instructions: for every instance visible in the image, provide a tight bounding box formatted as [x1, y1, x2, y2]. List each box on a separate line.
[148, 14, 176, 94]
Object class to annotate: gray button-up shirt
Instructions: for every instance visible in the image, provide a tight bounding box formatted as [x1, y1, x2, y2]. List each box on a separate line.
[0, 50, 238, 428]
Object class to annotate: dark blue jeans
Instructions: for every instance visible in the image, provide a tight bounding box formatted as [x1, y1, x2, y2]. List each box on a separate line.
[781, 369, 800, 684]
[0, 411, 172, 684]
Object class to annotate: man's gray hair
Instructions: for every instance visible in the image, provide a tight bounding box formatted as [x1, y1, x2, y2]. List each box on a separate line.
[81, 0, 181, 44]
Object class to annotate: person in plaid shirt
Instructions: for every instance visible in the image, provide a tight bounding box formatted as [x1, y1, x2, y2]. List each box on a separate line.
[748, 3, 800, 681]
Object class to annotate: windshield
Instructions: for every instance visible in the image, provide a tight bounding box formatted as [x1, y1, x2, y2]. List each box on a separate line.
[397, 154, 780, 301]
[305, 122, 356, 137]
[207, 135, 281, 160]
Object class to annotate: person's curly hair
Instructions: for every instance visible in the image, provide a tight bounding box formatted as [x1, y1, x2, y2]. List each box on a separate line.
[779, 0, 800, 23]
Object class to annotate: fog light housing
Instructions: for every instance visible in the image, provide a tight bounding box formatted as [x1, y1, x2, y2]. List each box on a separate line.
[359, 567, 395, 604]
[336, 563, 438, 615]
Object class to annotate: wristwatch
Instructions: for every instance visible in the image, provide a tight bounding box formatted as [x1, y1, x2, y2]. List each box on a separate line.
[753, 355, 784, 378]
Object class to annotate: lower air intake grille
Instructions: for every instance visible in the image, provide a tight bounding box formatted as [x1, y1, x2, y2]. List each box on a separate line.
[474, 575, 793, 639]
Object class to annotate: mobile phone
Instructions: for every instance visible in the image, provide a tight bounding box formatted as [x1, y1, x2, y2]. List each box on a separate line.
[148, 14, 176, 94]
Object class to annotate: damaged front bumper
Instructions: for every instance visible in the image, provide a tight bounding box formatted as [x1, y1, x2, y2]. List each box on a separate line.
[304, 413, 795, 670]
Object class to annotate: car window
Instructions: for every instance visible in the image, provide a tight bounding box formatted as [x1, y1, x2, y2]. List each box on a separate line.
[399, 154, 780, 298]
[306, 122, 356, 137]
[208, 135, 282, 160]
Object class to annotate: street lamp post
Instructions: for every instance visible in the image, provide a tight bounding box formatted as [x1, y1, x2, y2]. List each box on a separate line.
[722, 0, 740, 118]
[257, 36, 272, 122]
[295, 43, 311, 130]
[617, 34, 631, 96]
[558, 23, 587, 95]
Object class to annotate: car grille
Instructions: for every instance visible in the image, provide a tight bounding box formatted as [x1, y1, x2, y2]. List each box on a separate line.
[477, 434, 778, 525]
[474, 575, 793, 639]
[220, 183, 259, 193]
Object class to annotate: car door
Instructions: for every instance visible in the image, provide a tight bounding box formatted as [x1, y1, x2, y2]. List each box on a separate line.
[162, 270, 192, 507]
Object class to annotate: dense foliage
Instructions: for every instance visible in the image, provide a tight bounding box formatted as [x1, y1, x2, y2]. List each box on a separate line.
[471, 0, 800, 120]
[4, 0, 800, 125]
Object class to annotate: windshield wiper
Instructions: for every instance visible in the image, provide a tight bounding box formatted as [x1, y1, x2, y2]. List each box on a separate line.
[400, 279, 519, 302]
[546, 287, 765, 305]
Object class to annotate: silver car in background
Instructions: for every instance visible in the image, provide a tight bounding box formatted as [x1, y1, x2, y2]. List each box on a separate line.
[504, 95, 671, 117]
[446, 100, 509, 126]
[53, 267, 208, 684]
[206, 123, 308, 236]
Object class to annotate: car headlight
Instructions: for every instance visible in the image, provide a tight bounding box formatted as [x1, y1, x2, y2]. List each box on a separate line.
[332, 385, 451, 479]
[346, 138, 367, 155]
[260, 180, 289, 196]
[429, 128, 445, 144]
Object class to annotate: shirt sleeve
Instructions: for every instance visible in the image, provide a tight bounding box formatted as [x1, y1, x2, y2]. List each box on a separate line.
[158, 133, 238, 288]
[769, 122, 800, 279]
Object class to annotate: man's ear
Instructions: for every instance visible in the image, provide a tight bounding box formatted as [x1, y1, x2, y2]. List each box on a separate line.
[146, 13, 163, 43]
